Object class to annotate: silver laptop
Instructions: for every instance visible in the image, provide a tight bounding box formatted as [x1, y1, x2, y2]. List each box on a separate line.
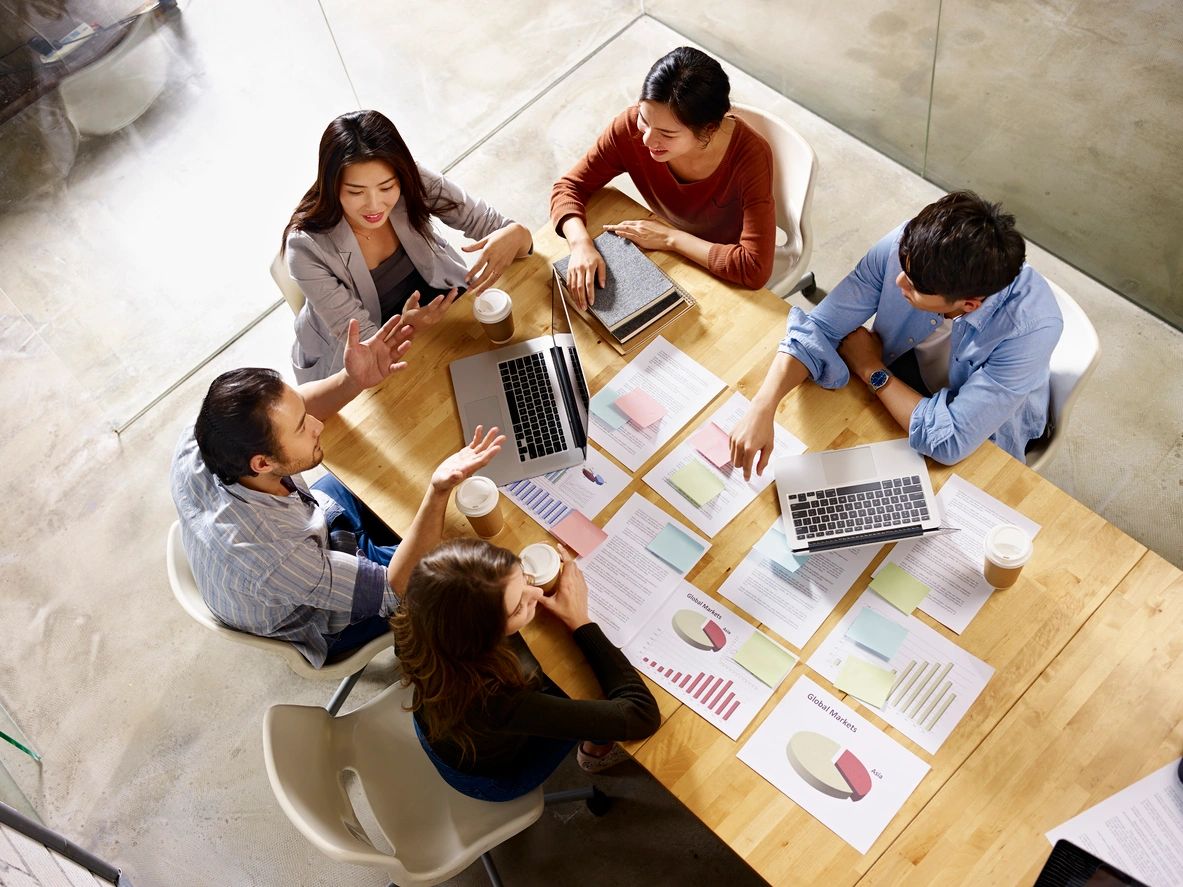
[449, 286, 590, 485]
[772, 439, 952, 554]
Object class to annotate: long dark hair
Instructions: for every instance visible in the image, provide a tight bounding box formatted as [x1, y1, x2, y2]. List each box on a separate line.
[640, 47, 731, 137]
[281, 110, 454, 251]
[390, 539, 534, 763]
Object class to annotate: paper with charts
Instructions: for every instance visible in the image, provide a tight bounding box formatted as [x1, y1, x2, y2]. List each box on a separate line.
[500, 445, 630, 530]
[717, 521, 879, 650]
[807, 590, 994, 754]
[579, 493, 710, 647]
[622, 582, 798, 740]
[738, 677, 929, 854]
[587, 336, 726, 472]
[1047, 757, 1183, 887]
[643, 392, 806, 537]
[880, 474, 1041, 633]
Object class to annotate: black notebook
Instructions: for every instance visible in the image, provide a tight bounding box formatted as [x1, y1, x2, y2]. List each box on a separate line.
[553, 232, 694, 352]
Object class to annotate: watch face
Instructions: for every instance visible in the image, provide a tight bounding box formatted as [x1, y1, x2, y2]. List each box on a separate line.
[870, 370, 889, 390]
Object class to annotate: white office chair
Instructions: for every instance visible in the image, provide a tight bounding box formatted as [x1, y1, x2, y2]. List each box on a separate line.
[58, 14, 169, 136]
[1025, 281, 1101, 472]
[730, 103, 819, 298]
[167, 521, 392, 713]
[270, 251, 306, 314]
[263, 682, 605, 886]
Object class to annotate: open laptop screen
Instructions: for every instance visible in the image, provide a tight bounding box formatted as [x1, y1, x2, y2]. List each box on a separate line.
[551, 286, 590, 448]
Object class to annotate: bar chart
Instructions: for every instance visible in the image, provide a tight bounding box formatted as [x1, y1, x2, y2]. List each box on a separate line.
[642, 657, 741, 721]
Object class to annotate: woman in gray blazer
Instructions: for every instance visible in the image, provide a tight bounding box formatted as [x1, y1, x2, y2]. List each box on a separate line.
[283, 110, 533, 382]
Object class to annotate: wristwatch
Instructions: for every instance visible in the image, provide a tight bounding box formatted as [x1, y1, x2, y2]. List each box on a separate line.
[868, 368, 891, 393]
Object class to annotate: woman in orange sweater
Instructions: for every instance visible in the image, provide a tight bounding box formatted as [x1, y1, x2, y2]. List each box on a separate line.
[551, 46, 776, 308]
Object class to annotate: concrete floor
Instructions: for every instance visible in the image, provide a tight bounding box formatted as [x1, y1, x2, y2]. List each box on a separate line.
[0, 3, 1179, 886]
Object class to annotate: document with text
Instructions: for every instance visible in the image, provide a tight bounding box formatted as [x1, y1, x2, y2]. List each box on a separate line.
[880, 474, 1041, 633]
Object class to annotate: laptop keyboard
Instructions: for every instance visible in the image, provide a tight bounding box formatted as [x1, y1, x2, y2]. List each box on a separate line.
[499, 352, 567, 462]
[787, 476, 929, 540]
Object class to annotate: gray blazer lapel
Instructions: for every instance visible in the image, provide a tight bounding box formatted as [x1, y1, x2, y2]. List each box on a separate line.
[390, 199, 469, 291]
[328, 217, 381, 324]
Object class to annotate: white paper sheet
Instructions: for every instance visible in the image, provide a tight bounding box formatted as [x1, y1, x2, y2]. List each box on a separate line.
[587, 336, 726, 472]
[500, 446, 630, 529]
[623, 582, 796, 740]
[880, 474, 1041, 633]
[1046, 758, 1183, 886]
[738, 677, 929, 854]
[579, 494, 711, 647]
[716, 521, 879, 650]
[806, 591, 994, 754]
[642, 391, 807, 537]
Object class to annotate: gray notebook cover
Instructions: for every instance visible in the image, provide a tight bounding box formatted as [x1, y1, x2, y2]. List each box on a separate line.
[553, 232, 677, 330]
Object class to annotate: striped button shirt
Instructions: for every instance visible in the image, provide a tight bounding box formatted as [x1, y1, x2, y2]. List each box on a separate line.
[170, 426, 393, 666]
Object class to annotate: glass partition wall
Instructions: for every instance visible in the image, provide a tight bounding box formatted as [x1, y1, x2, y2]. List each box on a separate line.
[648, 0, 1183, 328]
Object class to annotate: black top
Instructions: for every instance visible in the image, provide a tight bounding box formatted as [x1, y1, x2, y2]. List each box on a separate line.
[371, 246, 426, 322]
[417, 623, 661, 775]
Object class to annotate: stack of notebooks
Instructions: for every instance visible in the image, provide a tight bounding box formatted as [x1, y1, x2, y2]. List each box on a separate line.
[553, 232, 695, 354]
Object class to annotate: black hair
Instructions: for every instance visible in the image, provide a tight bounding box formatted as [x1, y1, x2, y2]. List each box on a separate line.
[898, 191, 1026, 301]
[194, 368, 287, 485]
[640, 46, 730, 137]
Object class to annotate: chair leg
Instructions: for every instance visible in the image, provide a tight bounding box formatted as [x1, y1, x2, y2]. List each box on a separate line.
[325, 666, 366, 716]
[788, 271, 817, 299]
[544, 786, 611, 816]
[480, 851, 505, 887]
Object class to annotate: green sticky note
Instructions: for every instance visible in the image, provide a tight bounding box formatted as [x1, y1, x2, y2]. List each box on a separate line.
[646, 523, 705, 572]
[590, 387, 629, 430]
[733, 631, 798, 688]
[668, 460, 726, 508]
[835, 656, 896, 709]
[870, 562, 931, 614]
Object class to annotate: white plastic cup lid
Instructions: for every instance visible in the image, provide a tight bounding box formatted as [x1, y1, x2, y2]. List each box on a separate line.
[455, 476, 499, 515]
[473, 288, 512, 323]
[984, 523, 1033, 567]
[520, 543, 560, 583]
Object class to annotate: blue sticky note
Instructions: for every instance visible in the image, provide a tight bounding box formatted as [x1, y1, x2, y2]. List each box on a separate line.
[646, 523, 705, 572]
[844, 607, 908, 660]
[753, 524, 806, 573]
[590, 387, 629, 430]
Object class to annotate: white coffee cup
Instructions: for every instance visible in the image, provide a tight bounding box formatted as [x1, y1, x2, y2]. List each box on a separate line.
[982, 523, 1033, 589]
[520, 542, 562, 595]
[473, 288, 515, 344]
[455, 476, 504, 538]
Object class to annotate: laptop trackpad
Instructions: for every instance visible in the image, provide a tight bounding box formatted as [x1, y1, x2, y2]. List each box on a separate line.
[821, 447, 877, 486]
[463, 396, 506, 437]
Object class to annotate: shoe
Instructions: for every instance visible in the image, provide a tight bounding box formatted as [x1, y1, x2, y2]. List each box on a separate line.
[577, 742, 631, 774]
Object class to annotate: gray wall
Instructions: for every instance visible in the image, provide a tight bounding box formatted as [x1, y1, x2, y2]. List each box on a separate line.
[647, 0, 1183, 328]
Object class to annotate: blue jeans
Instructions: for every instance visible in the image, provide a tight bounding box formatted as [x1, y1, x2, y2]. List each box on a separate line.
[313, 474, 400, 658]
[413, 719, 576, 802]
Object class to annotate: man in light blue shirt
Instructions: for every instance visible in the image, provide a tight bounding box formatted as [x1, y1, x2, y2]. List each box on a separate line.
[731, 191, 1063, 477]
[170, 315, 504, 666]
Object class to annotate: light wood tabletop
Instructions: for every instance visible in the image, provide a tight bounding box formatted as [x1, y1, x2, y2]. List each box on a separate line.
[321, 189, 1155, 885]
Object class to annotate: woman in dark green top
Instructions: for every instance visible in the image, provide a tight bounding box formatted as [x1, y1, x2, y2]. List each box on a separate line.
[390, 539, 660, 801]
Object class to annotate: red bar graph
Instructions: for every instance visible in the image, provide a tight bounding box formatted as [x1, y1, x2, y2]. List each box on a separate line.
[644, 658, 742, 722]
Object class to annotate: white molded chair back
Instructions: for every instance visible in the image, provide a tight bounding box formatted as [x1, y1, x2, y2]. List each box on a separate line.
[271, 252, 306, 314]
[58, 14, 168, 136]
[730, 103, 819, 297]
[166, 521, 391, 680]
[1026, 281, 1100, 471]
[263, 682, 544, 886]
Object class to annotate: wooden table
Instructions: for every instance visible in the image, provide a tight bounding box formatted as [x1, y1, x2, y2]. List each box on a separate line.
[322, 189, 1163, 885]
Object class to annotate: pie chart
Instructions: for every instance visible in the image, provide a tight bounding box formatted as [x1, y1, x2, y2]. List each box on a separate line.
[671, 609, 727, 652]
[786, 731, 872, 802]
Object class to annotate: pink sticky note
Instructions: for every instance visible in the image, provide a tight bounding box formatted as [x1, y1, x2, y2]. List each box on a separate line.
[551, 510, 608, 558]
[690, 422, 732, 469]
[613, 389, 666, 429]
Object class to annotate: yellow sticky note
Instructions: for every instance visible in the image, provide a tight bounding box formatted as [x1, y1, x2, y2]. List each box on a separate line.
[733, 631, 798, 688]
[669, 460, 725, 508]
[835, 656, 896, 709]
[870, 562, 931, 614]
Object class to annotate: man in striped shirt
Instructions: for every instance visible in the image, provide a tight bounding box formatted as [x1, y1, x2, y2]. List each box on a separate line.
[170, 316, 503, 666]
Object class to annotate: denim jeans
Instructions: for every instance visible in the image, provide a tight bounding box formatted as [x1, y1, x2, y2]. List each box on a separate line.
[313, 473, 400, 658]
[413, 718, 576, 802]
